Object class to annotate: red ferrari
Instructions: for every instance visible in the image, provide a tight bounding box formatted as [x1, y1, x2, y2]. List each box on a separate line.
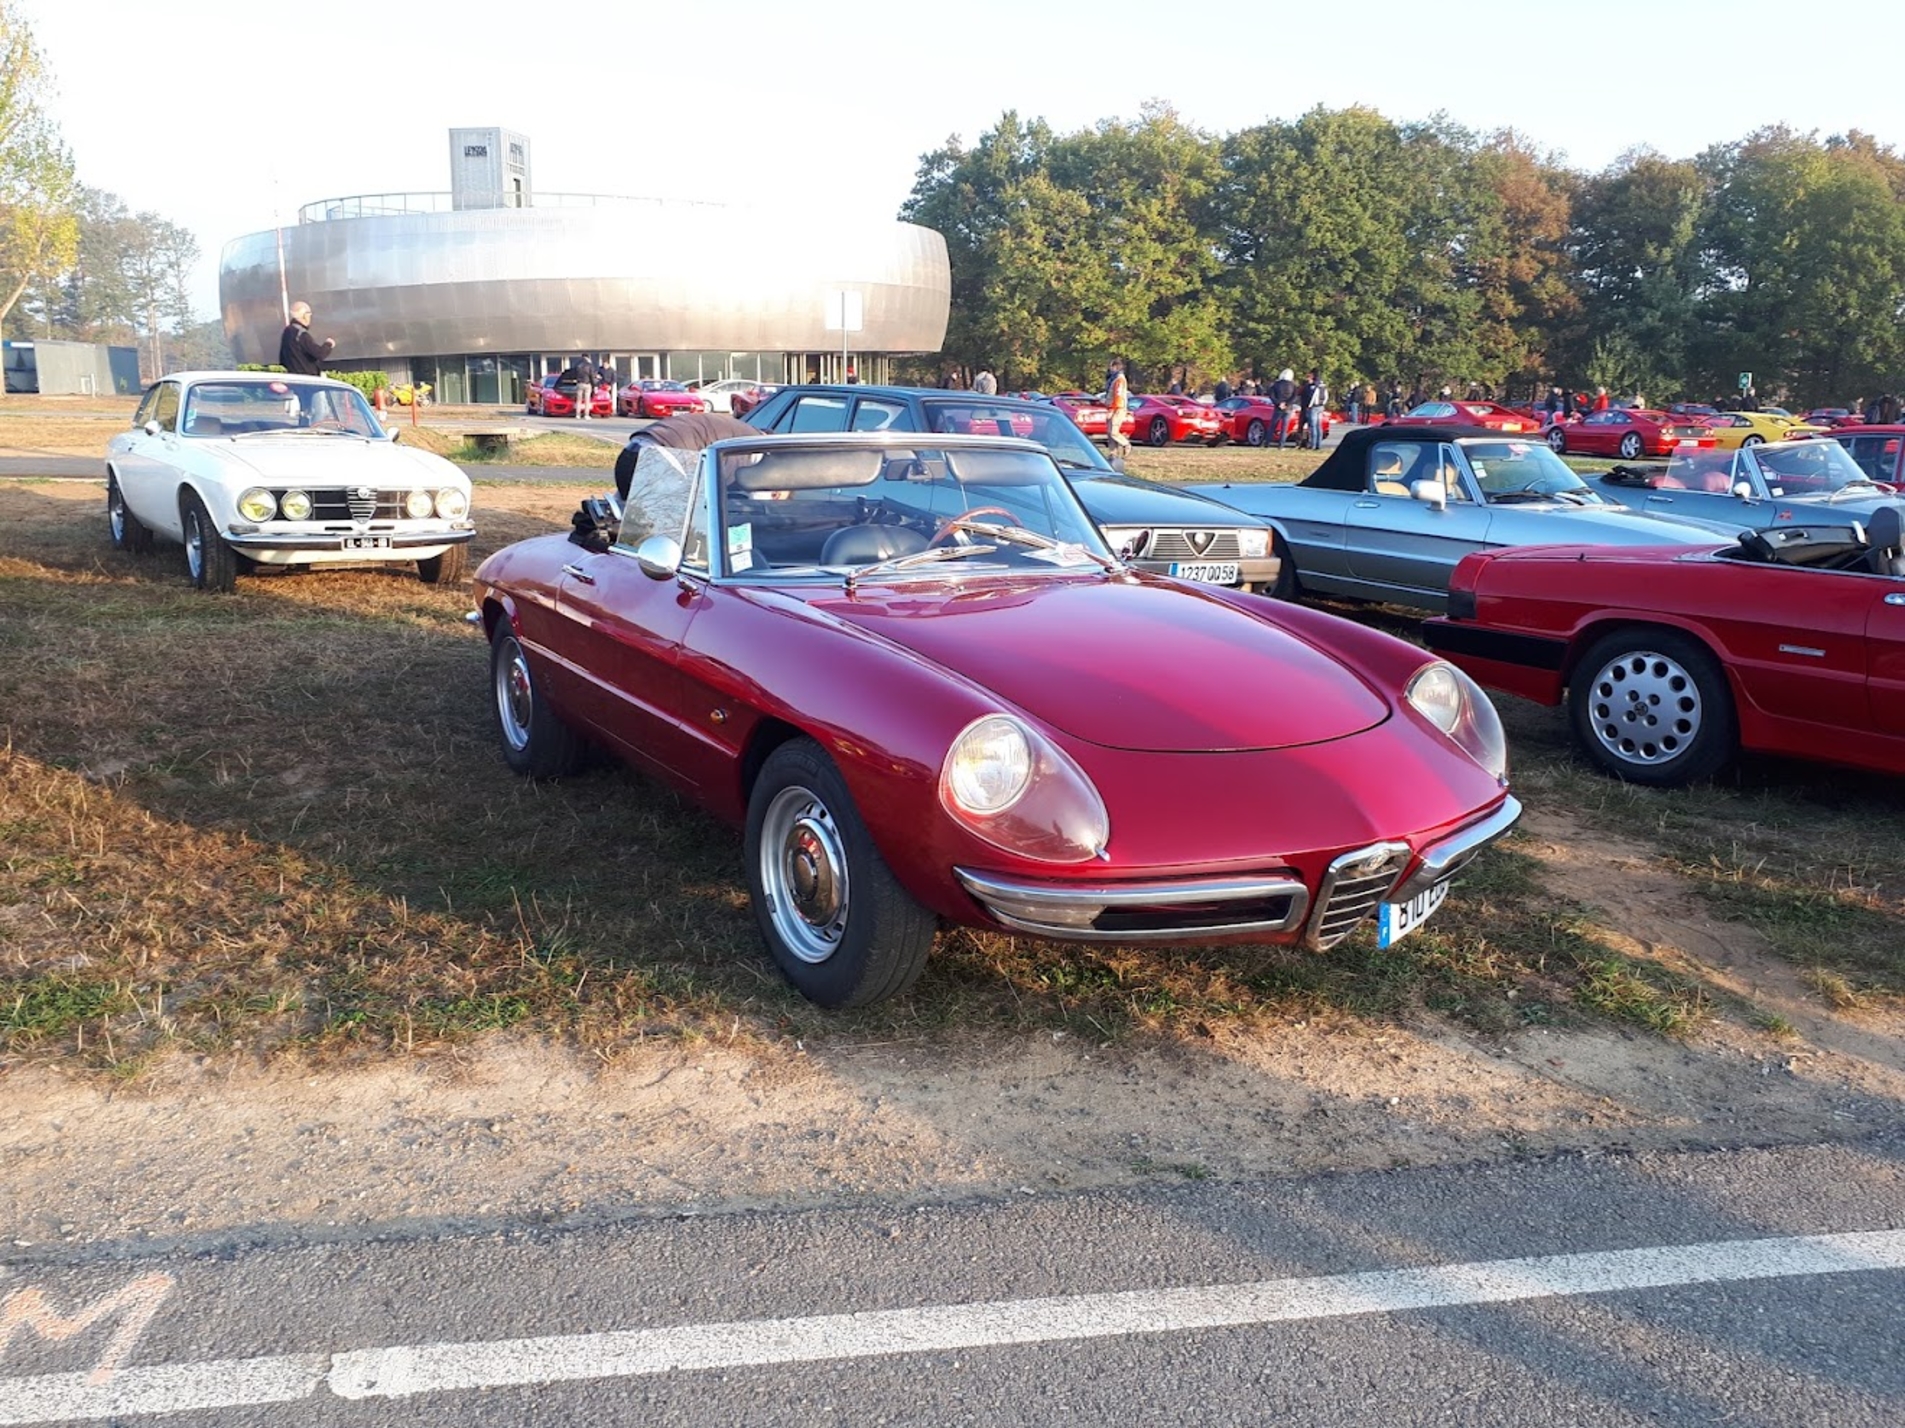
[1425, 511, 1905, 786]
[1388, 400, 1543, 435]
[1546, 409, 1709, 460]
[1210, 396, 1335, 447]
[1050, 391, 1136, 440]
[620, 380, 710, 419]
[1802, 407, 1865, 429]
[1128, 393, 1226, 447]
[477, 431, 1520, 1006]
[526, 374, 612, 418]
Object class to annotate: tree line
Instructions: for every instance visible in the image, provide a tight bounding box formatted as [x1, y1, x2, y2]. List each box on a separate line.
[901, 103, 1905, 409]
[0, 1, 223, 382]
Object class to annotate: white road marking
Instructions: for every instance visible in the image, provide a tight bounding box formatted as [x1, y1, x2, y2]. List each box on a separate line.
[3, 1229, 1901, 1422]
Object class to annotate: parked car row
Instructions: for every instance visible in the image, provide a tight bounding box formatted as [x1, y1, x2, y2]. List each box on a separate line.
[525, 375, 781, 420]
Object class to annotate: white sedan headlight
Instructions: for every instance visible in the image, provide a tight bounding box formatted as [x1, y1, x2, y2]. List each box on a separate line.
[940, 714, 1109, 863]
[435, 488, 469, 520]
[404, 489, 435, 519]
[235, 487, 277, 522]
[1235, 527, 1270, 559]
[1406, 662, 1508, 781]
[278, 489, 313, 520]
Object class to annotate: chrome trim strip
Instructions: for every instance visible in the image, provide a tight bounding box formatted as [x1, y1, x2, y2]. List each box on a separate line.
[1389, 796, 1524, 902]
[953, 868, 1309, 942]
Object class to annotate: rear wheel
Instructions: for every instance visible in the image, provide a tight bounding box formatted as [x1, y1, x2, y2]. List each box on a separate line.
[107, 473, 153, 554]
[1569, 629, 1734, 786]
[1742, 434, 1764, 447]
[1147, 416, 1171, 447]
[490, 627, 586, 778]
[417, 544, 469, 585]
[745, 738, 934, 1008]
[181, 489, 237, 593]
[1546, 426, 1568, 453]
[1245, 419, 1268, 447]
[1618, 433, 1643, 459]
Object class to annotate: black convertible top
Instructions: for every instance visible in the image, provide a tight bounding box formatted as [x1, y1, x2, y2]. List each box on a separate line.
[1301, 424, 1521, 491]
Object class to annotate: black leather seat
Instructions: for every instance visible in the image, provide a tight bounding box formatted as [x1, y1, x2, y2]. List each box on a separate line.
[820, 524, 929, 566]
[1867, 504, 1905, 576]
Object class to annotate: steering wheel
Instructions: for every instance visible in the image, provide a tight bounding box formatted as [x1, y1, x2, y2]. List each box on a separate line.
[931, 505, 1020, 546]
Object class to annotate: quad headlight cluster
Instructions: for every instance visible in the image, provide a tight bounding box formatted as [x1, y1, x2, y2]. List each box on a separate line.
[939, 714, 1110, 863]
[234, 488, 468, 521]
[1406, 661, 1509, 781]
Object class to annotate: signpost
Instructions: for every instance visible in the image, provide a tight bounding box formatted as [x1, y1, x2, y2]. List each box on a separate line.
[824, 290, 864, 381]
[1738, 371, 1753, 392]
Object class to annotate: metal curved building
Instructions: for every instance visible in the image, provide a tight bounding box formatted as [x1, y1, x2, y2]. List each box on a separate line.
[218, 129, 950, 404]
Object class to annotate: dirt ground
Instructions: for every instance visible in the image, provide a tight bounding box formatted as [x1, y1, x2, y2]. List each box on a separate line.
[5, 806, 1901, 1251]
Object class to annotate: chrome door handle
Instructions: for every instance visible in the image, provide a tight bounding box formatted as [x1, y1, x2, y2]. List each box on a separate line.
[560, 563, 596, 585]
[1353, 500, 1379, 509]
[1886, 593, 1905, 606]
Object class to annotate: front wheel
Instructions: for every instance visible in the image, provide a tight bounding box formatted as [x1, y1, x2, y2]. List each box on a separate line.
[490, 627, 586, 778]
[744, 738, 935, 1008]
[181, 489, 237, 593]
[1546, 426, 1568, 453]
[1245, 419, 1267, 447]
[107, 473, 153, 554]
[1569, 629, 1735, 786]
[1147, 416, 1171, 447]
[1617, 433, 1643, 460]
[418, 544, 469, 585]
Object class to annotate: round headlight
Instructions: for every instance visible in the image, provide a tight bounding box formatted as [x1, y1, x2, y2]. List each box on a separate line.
[404, 489, 435, 519]
[1405, 662, 1464, 734]
[235, 487, 277, 522]
[944, 716, 1033, 814]
[435, 488, 468, 520]
[1406, 662, 1508, 781]
[277, 489, 312, 521]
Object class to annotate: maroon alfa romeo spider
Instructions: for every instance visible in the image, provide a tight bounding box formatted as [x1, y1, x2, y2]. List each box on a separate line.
[474, 432, 1521, 1007]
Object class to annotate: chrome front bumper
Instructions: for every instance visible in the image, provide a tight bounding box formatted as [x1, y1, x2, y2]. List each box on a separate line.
[225, 527, 475, 553]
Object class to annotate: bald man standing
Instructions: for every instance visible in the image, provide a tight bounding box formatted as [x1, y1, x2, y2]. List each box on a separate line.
[278, 301, 336, 376]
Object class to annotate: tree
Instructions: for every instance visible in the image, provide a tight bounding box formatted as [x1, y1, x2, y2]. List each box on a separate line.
[0, 1, 80, 344]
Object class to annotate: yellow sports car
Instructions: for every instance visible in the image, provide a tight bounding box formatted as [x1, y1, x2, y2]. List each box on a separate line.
[1694, 410, 1823, 448]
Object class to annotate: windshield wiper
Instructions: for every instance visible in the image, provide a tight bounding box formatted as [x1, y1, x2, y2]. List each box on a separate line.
[941, 520, 1121, 572]
[1825, 481, 1880, 502]
[845, 542, 1000, 589]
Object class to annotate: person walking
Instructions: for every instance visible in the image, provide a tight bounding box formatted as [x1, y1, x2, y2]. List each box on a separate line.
[278, 301, 335, 376]
[1268, 367, 1298, 449]
[1104, 358, 1131, 466]
[1299, 369, 1329, 450]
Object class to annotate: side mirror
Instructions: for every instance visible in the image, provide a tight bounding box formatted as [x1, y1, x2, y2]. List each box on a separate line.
[635, 534, 683, 580]
[1732, 481, 1753, 499]
[1410, 479, 1448, 511]
[143, 420, 161, 437]
[386, 428, 401, 443]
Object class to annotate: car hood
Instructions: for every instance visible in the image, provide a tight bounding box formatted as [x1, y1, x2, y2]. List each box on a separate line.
[197, 437, 464, 485]
[803, 578, 1388, 753]
[1069, 473, 1268, 527]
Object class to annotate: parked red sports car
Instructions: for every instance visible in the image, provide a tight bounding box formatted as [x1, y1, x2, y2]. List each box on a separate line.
[1387, 400, 1543, 435]
[620, 380, 710, 419]
[1546, 409, 1710, 460]
[1830, 424, 1905, 485]
[526, 374, 612, 418]
[1424, 510, 1905, 785]
[1802, 407, 1865, 429]
[476, 431, 1520, 1006]
[1050, 391, 1136, 440]
[1125, 394, 1226, 447]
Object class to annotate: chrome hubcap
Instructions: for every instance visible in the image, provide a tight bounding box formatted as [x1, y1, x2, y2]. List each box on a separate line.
[184, 509, 203, 578]
[760, 784, 848, 964]
[496, 642, 534, 751]
[108, 487, 125, 541]
[1586, 650, 1702, 767]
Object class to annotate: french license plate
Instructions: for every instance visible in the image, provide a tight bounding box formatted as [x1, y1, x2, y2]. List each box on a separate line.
[340, 535, 392, 551]
[1168, 561, 1239, 584]
[1378, 879, 1449, 947]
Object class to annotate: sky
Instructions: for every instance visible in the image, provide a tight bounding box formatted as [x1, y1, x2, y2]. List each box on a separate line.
[18, 0, 1905, 326]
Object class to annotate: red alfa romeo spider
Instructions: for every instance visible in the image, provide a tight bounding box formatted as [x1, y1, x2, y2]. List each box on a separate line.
[474, 432, 1520, 1007]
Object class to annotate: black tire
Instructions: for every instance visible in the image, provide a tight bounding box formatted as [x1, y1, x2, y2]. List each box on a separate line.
[1245, 419, 1268, 447]
[1546, 426, 1568, 453]
[490, 627, 586, 778]
[181, 489, 237, 593]
[1742, 434, 1763, 448]
[1617, 433, 1643, 460]
[1147, 416, 1171, 447]
[107, 472, 153, 554]
[1568, 629, 1735, 787]
[1269, 529, 1300, 600]
[744, 738, 935, 1008]
[418, 543, 470, 585]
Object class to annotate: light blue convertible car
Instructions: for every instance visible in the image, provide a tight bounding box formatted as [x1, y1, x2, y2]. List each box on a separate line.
[1184, 424, 1739, 613]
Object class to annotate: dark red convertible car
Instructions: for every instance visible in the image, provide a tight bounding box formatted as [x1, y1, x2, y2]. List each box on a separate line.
[1424, 509, 1905, 785]
[475, 432, 1521, 1006]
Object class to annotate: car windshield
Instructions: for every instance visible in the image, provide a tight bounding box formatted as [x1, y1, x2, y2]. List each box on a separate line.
[180, 380, 382, 438]
[1460, 439, 1602, 502]
[714, 442, 1112, 582]
[1755, 440, 1876, 496]
[922, 402, 1110, 471]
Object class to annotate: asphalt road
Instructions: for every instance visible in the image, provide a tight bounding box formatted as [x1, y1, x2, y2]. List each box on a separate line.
[4, 1135, 1901, 1426]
